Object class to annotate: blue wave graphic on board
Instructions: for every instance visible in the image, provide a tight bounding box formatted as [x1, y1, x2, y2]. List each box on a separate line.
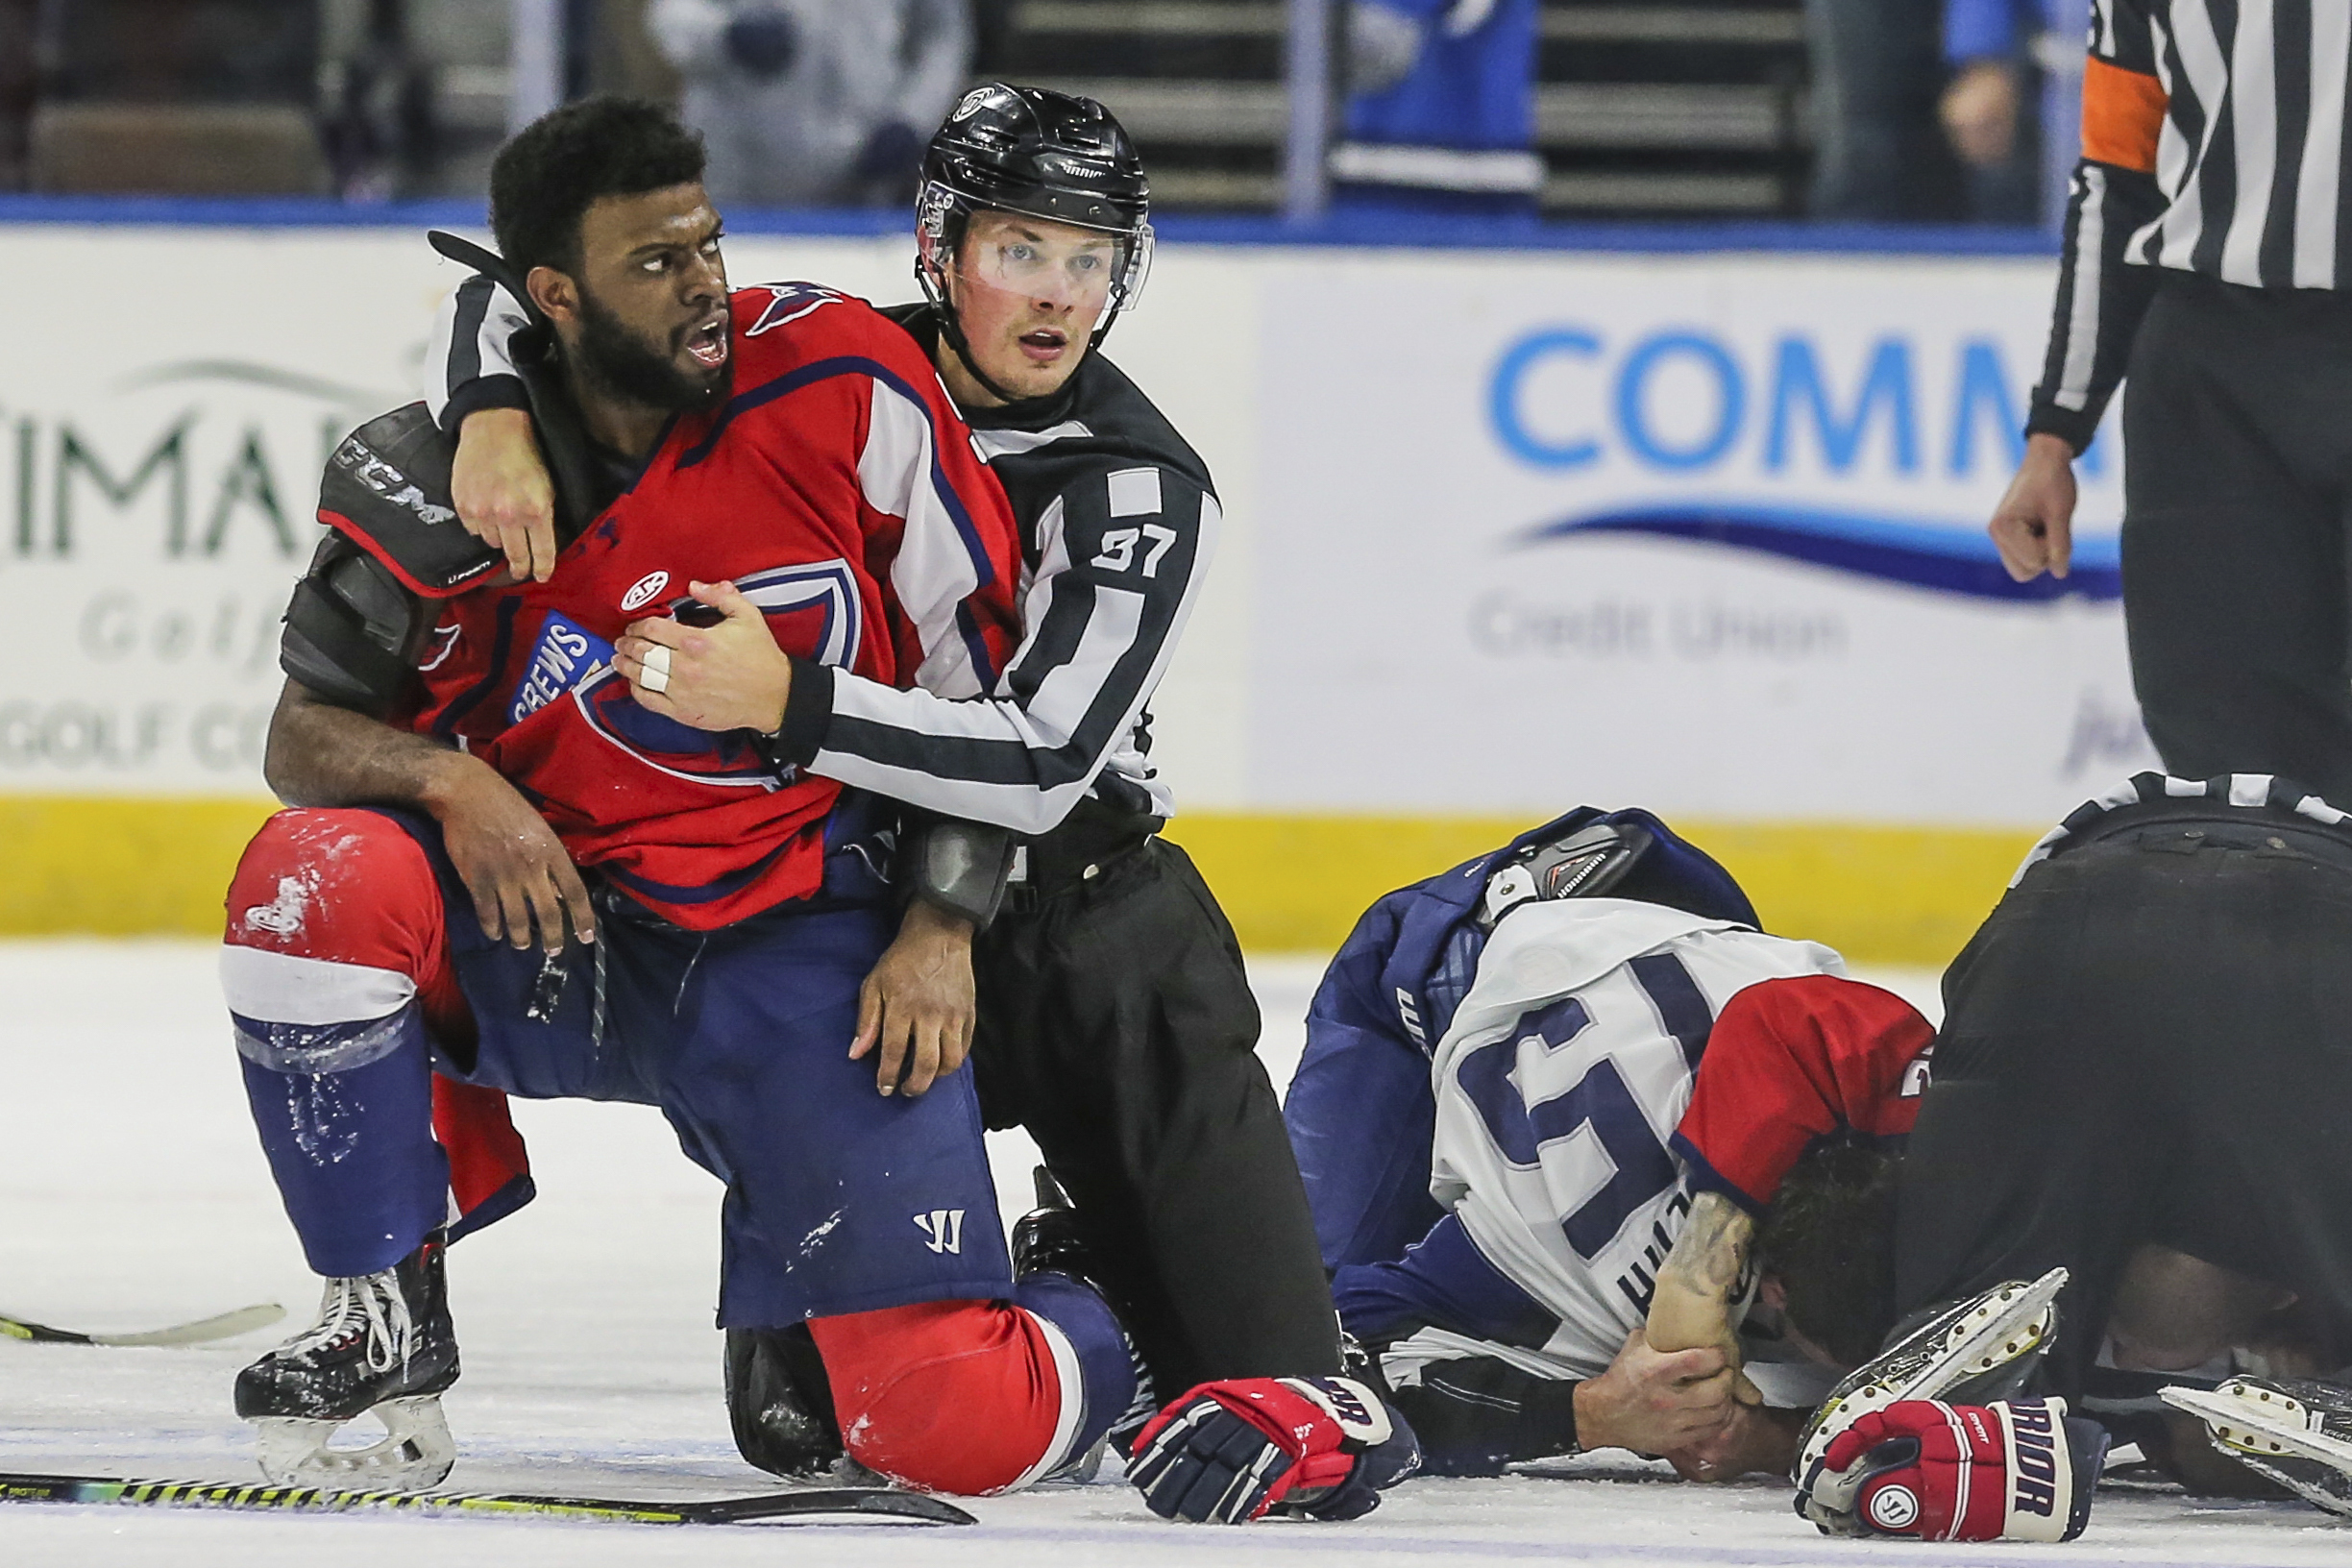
[1521, 502, 2120, 602]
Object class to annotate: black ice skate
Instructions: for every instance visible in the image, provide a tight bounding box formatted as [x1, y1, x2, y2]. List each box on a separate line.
[1794, 1267, 2068, 1502]
[2164, 1376, 2352, 1517]
[1014, 1166, 1156, 1467]
[233, 1234, 459, 1489]
[724, 1324, 845, 1480]
[1011, 1165, 1101, 1288]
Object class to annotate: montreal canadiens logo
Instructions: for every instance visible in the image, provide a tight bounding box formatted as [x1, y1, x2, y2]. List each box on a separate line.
[621, 571, 670, 613]
[1868, 1484, 1921, 1531]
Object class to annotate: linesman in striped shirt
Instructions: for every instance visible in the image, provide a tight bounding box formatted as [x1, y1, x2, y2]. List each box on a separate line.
[1990, 1, 2352, 801]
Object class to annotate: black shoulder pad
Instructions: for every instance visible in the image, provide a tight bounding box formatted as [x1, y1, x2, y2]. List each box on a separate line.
[280, 535, 430, 717]
[318, 403, 502, 598]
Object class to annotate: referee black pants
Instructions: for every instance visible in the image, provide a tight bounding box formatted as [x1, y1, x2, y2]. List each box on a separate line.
[1895, 813, 2352, 1399]
[973, 838, 1342, 1399]
[2124, 273, 2352, 802]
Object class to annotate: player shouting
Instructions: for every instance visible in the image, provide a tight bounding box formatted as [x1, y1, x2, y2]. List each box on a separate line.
[221, 99, 1144, 1497]
[1285, 810, 1935, 1481]
[434, 86, 1412, 1525]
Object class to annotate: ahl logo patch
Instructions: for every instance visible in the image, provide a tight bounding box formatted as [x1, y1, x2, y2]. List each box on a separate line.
[621, 571, 670, 613]
[1867, 1484, 1921, 1531]
[510, 611, 615, 725]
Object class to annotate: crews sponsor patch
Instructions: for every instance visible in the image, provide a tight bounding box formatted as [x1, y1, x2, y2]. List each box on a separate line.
[510, 611, 614, 725]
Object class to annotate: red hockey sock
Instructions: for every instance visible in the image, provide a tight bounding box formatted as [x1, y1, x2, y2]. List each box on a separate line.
[227, 809, 527, 1222]
[809, 1300, 1074, 1496]
[225, 808, 461, 1014]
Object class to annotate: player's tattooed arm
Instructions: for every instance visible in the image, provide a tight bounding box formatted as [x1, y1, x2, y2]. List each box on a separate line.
[1645, 1190, 1763, 1406]
[265, 679, 596, 952]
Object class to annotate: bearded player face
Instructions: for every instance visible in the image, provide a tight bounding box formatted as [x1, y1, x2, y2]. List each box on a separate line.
[561, 184, 733, 412]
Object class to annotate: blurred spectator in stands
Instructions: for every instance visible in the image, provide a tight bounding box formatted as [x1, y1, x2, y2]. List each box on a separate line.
[649, 0, 970, 208]
[0, 0, 34, 189]
[1330, 0, 1541, 216]
[1940, 0, 2089, 230]
[1804, 0, 1961, 220]
[321, 0, 438, 202]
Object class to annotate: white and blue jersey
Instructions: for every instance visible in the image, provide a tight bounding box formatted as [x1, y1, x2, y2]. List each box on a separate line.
[1376, 901, 1844, 1385]
[1286, 807, 1758, 1274]
[1285, 810, 1851, 1397]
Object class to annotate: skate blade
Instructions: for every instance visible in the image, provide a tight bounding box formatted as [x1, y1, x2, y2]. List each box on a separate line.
[2163, 1383, 2352, 1471]
[2164, 1383, 2352, 1520]
[1794, 1267, 2068, 1498]
[252, 1395, 455, 1490]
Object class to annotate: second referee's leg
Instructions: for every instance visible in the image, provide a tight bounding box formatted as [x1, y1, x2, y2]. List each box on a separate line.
[2121, 281, 2352, 800]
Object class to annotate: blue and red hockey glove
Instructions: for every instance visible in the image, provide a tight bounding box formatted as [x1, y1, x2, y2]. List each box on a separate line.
[1798, 1397, 2107, 1541]
[1126, 1376, 1421, 1523]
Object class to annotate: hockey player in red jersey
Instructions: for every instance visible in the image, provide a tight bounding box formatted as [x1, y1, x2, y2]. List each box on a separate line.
[422, 86, 1421, 1525]
[220, 99, 1141, 1497]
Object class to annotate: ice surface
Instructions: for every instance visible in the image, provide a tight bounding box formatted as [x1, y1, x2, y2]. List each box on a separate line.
[1, 942, 2339, 1566]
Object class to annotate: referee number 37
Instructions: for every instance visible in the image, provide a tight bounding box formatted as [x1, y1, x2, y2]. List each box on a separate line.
[1093, 524, 1178, 577]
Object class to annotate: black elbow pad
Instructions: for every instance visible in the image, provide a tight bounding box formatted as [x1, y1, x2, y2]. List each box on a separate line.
[280, 539, 429, 717]
[902, 818, 1017, 930]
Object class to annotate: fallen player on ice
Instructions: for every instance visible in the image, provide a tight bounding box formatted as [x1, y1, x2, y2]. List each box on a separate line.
[1285, 808, 1930, 1483]
[1286, 784, 2352, 1539]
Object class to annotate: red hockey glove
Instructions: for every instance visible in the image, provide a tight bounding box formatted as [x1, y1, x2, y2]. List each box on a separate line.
[1126, 1376, 1421, 1523]
[1798, 1397, 2106, 1541]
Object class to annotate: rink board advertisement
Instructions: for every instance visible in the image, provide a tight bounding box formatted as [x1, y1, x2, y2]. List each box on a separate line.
[0, 218, 2124, 950]
[1250, 250, 2145, 828]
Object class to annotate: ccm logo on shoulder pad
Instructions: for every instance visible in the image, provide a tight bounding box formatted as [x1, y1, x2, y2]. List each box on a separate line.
[331, 436, 456, 527]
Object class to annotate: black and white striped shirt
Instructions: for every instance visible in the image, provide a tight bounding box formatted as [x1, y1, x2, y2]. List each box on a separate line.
[2012, 769, 2351, 884]
[427, 283, 1216, 838]
[2029, 1, 2352, 451]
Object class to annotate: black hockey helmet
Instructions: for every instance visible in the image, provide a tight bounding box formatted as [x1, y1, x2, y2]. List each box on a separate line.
[916, 84, 1153, 394]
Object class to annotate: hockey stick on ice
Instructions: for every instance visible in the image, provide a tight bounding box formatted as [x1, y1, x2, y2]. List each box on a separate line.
[0, 1304, 285, 1347]
[0, 1472, 975, 1528]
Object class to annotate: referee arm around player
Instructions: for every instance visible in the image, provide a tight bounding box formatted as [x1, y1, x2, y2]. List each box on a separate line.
[1991, 1, 2352, 801]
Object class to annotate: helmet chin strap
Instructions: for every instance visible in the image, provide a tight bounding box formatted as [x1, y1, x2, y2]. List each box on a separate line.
[919, 246, 1122, 414]
[930, 295, 1047, 412]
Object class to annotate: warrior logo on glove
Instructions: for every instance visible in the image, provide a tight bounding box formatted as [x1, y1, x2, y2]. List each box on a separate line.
[1867, 1484, 1921, 1530]
[1798, 1397, 2107, 1543]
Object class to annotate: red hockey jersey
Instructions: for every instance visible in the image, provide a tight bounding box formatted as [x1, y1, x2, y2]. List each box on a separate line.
[1672, 974, 1937, 1212]
[350, 283, 1023, 929]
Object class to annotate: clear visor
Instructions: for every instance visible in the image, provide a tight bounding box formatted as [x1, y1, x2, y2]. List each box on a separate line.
[961, 225, 1133, 311]
[921, 184, 1153, 319]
